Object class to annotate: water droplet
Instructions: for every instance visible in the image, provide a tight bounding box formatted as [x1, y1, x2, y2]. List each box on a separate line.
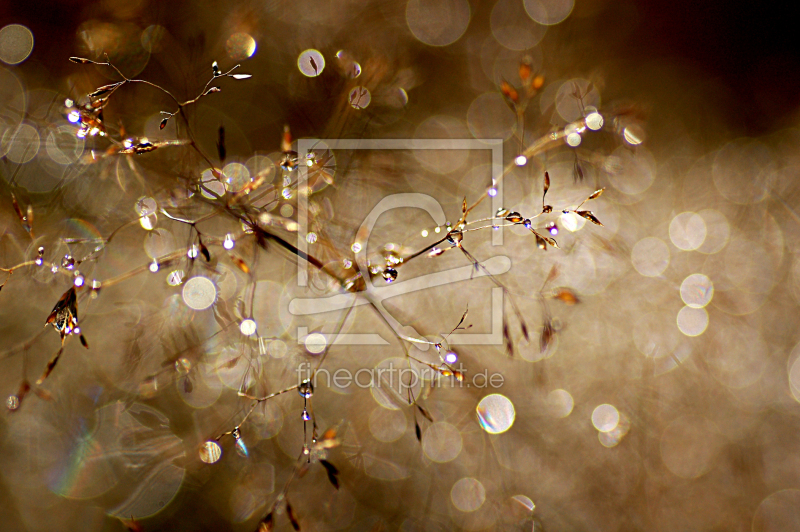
[351, 242, 362, 253]
[175, 357, 192, 375]
[61, 254, 75, 269]
[445, 351, 458, 364]
[281, 187, 292, 200]
[505, 212, 523, 223]
[298, 379, 314, 398]
[523, 219, 532, 229]
[34, 257, 43, 266]
[302, 409, 311, 421]
[496, 208, 509, 218]
[306, 232, 317, 244]
[149, 260, 159, 273]
[51, 264, 58, 274]
[223, 234, 235, 250]
[187, 245, 198, 259]
[73, 273, 85, 287]
[488, 187, 498, 197]
[446, 230, 463, 247]
[235, 436, 249, 457]
[382, 267, 398, 283]
[547, 222, 558, 235]
[199, 440, 222, 464]
[37, 246, 44, 256]
[6, 395, 19, 411]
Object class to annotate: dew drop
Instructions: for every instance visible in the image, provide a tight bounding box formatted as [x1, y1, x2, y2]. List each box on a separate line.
[298, 380, 314, 398]
[6, 395, 19, 411]
[505, 212, 523, 223]
[382, 267, 398, 283]
[61, 254, 75, 269]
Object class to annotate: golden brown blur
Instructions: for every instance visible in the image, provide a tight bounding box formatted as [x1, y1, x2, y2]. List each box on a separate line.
[2, 0, 800, 531]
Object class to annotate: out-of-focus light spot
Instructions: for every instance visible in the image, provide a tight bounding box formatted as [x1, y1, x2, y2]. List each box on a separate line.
[422, 421, 462, 462]
[351, 242, 362, 253]
[298, 49, 325, 77]
[585, 111, 604, 130]
[369, 407, 407, 442]
[753, 489, 800, 532]
[306, 232, 317, 244]
[444, 351, 458, 364]
[149, 261, 159, 273]
[605, 146, 656, 195]
[660, 415, 721, 478]
[167, 269, 185, 286]
[669, 211, 707, 251]
[406, 0, 470, 47]
[556, 79, 600, 122]
[348, 86, 371, 109]
[566, 132, 581, 147]
[523, 0, 574, 25]
[222, 162, 251, 193]
[144, 224, 174, 260]
[546, 389, 574, 418]
[623, 124, 644, 145]
[598, 413, 630, 448]
[279, 204, 293, 218]
[488, 187, 497, 197]
[268, 339, 287, 359]
[73, 274, 85, 287]
[141, 25, 166, 53]
[67, 111, 80, 123]
[3, 123, 39, 163]
[680, 274, 714, 308]
[697, 209, 730, 254]
[0, 25, 34, 65]
[304, 332, 327, 354]
[451, 478, 485, 512]
[182, 276, 217, 310]
[491, 0, 547, 50]
[631, 237, 670, 277]
[515, 154, 528, 166]
[591, 404, 619, 433]
[421, 229, 428, 237]
[712, 138, 773, 205]
[476, 394, 515, 434]
[223, 234, 235, 250]
[677, 306, 709, 337]
[239, 319, 257, 336]
[467, 92, 517, 140]
[135, 196, 158, 231]
[200, 168, 226, 199]
[226, 32, 256, 61]
[559, 211, 584, 232]
[199, 440, 222, 464]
